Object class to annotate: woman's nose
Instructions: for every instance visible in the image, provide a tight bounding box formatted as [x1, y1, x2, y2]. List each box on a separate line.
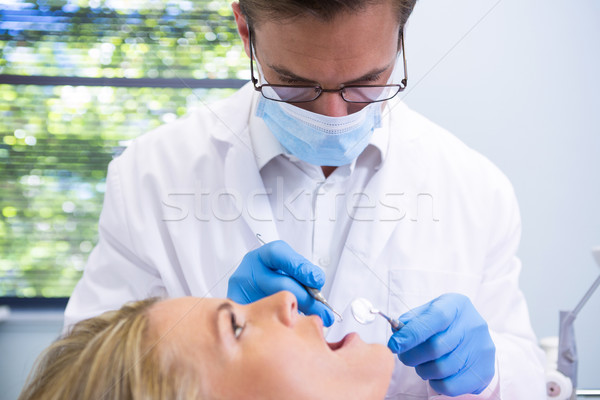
[269, 291, 298, 327]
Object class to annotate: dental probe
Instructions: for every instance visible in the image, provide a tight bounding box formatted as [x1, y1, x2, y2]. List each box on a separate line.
[303, 286, 343, 321]
[256, 234, 343, 321]
[373, 308, 404, 331]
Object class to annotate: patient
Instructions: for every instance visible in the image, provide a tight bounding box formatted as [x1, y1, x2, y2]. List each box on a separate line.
[19, 291, 394, 400]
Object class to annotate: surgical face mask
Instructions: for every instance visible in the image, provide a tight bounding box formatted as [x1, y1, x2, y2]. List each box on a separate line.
[257, 98, 381, 166]
[255, 54, 402, 167]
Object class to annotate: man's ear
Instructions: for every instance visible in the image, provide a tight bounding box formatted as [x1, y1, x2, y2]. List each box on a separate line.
[232, 2, 251, 58]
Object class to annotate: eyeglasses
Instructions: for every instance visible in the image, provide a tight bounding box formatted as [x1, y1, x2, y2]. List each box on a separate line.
[249, 30, 408, 104]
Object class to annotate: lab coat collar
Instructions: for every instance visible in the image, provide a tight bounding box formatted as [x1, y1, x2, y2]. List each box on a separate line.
[223, 136, 280, 244]
[205, 82, 256, 148]
[248, 93, 391, 172]
[248, 93, 287, 170]
[371, 101, 392, 168]
[205, 83, 280, 243]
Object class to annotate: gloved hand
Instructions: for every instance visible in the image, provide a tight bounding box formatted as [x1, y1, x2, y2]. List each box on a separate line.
[387, 293, 495, 396]
[227, 240, 334, 326]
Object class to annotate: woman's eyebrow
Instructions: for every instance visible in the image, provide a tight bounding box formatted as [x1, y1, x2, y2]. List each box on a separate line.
[214, 302, 233, 342]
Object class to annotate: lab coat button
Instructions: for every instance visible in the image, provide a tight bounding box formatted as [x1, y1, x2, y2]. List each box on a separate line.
[319, 257, 330, 267]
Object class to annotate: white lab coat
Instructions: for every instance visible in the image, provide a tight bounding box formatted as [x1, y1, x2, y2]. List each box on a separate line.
[65, 83, 546, 399]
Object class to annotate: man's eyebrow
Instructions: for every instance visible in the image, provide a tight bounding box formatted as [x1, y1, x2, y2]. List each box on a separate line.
[269, 64, 317, 84]
[344, 64, 392, 85]
[268, 62, 393, 86]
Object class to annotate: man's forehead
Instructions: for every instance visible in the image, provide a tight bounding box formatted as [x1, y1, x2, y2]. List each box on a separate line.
[251, 5, 400, 82]
[253, 8, 399, 52]
[243, 0, 398, 27]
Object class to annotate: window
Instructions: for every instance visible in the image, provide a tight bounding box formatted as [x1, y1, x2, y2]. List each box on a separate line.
[0, 0, 248, 300]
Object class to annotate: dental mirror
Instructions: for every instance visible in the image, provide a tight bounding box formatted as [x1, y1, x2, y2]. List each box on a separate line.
[351, 297, 404, 331]
[351, 297, 377, 324]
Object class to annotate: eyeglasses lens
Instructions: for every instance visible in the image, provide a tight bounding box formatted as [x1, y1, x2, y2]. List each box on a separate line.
[343, 86, 399, 103]
[261, 86, 320, 102]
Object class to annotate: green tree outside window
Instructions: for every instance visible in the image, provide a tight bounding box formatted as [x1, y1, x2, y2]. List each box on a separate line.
[0, 0, 247, 297]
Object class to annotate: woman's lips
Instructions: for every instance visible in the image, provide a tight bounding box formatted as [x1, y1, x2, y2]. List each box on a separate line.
[327, 332, 360, 351]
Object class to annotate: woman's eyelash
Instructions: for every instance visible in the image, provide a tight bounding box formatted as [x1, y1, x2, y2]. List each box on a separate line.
[230, 311, 245, 339]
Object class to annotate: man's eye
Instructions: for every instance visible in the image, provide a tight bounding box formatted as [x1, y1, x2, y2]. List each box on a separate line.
[279, 77, 308, 85]
[230, 312, 245, 339]
[364, 73, 383, 83]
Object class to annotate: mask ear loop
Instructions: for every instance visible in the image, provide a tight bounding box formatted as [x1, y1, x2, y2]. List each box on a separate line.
[373, 51, 404, 102]
[253, 46, 268, 86]
[387, 31, 406, 86]
[386, 55, 403, 85]
[249, 27, 268, 86]
[398, 31, 407, 89]
[249, 29, 284, 101]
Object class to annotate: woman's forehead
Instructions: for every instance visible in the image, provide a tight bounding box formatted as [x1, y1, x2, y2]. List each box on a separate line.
[149, 297, 229, 367]
[149, 297, 221, 336]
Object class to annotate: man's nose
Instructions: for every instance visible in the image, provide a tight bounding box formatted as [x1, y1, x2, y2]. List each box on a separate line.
[310, 91, 350, 117]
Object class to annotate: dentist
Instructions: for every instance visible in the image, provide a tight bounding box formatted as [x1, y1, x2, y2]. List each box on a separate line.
[65, 0, 546, 398]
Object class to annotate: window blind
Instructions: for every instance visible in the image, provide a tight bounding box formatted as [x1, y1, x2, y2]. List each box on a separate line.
[0, 0, 248, 298]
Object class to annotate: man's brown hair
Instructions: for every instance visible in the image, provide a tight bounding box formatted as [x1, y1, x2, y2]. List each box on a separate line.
[238, 0, 417, 31]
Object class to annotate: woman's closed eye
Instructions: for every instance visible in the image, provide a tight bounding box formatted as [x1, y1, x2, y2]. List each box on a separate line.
[230, 310, 245, 339]
[216, 302, 246, 340]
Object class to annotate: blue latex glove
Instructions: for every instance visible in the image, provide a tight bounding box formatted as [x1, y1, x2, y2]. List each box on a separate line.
[227, 240, 334, 326]
[387, 293, 495, 396]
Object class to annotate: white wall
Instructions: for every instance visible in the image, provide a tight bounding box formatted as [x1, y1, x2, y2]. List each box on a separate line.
[402, 0, 600, 388]
[0, 311, 63, 400]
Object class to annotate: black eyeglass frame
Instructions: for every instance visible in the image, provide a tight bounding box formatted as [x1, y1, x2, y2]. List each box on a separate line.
[249, 29, 408, 104]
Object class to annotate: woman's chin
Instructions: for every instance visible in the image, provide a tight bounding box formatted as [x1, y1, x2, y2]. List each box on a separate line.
[365, 342, 395, 398]
[327, 334, 395, 399]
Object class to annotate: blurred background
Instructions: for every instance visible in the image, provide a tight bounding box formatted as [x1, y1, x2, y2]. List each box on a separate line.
[0, 0, 598, 399]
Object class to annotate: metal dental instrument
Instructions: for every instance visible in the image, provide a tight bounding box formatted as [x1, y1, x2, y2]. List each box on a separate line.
[256, 234, 343, 321]
[303, 286, 343, 322]
[351, 297, 404, 331]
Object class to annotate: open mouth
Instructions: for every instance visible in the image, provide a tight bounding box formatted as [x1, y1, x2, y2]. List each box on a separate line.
[327, 332, 359, 351]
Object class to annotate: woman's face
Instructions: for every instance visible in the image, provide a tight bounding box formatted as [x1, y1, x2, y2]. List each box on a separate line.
[149, 291, 394, 400]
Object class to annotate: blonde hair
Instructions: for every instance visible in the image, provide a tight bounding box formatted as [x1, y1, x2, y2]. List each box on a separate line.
[19, 298, 202, 400]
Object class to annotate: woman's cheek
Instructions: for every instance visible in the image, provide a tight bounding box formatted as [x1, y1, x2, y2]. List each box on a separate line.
[256, 340, 323, 392]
